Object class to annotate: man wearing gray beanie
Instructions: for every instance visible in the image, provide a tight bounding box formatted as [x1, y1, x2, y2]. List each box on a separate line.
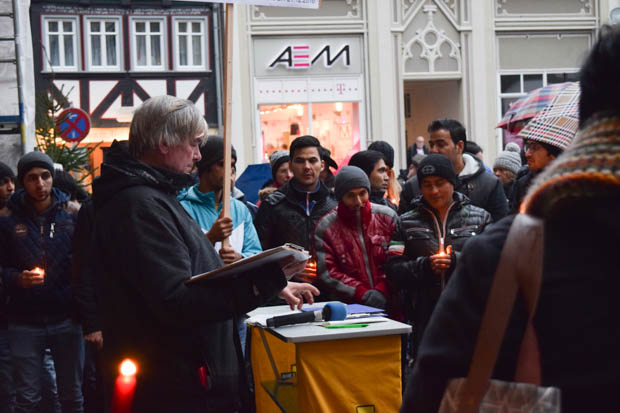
[493, 142, 522, 201]
[314, 166, 399, 312]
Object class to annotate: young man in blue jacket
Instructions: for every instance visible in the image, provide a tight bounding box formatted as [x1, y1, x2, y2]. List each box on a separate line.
[0, 152, 84, 413]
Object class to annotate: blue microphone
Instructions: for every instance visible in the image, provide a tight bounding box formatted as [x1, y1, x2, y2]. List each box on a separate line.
[266, 302, 347, 328]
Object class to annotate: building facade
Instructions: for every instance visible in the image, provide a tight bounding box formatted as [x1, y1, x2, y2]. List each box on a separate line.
[29, 0, 223, 170]
[231, 0, 612, 171]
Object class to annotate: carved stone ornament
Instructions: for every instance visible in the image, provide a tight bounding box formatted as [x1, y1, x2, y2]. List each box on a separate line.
[403, 4, 461, 73]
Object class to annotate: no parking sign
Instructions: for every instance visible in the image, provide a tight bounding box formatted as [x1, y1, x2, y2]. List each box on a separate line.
[56, 108, 91, 143]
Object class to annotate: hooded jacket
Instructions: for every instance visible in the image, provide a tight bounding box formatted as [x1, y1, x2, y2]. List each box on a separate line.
[254, 179, 337, 253]
[91, 142, 286, 412]
[385, 192, 491, 358]
[0, 187, 78, 325]
[179, 185, 262, 258]
[399, 154, 508, 221]
[314, 201, 398, 304]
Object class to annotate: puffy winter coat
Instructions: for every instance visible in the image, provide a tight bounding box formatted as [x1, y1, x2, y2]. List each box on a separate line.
[399, 154, 508, 222]
[254, 179, 337, 253]
[314, 201, 398, 304]
[91, 142, 286, 412]
[386, 192, 491, 358]
[0, 188, 78, 325]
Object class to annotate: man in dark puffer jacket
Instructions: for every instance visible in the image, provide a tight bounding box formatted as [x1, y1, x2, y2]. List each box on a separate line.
[386, 154, 491, 361]
[399, 119, 508, 222]
[0, 152, 84, 413]
[255, 136, 337, 282]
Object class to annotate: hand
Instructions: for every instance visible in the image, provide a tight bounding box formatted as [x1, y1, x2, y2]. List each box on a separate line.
[362, 289, 386, 309]
[17, 270, 45, 288]
[429, 252, 452, 276]
[219, 246, 243, 264]
[279, 255, 309, 281]
[84, 331, 103, 350]
[278, 282, 320, 310]
[206, 210, 233, 244]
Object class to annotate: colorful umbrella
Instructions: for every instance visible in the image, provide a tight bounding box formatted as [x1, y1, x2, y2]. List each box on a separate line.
[497, 82, 576, 130]
[517, 82, 579, 150]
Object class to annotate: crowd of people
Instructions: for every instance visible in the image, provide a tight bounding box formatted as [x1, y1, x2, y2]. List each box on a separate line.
[0, 23, 618, 413]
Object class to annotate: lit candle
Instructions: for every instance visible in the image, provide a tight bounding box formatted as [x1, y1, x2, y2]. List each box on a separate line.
[32, 267, 45, 277]
[112, 359, 137, 413]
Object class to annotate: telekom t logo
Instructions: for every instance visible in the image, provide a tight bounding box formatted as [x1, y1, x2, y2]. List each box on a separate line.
[269, 44, 350, 70]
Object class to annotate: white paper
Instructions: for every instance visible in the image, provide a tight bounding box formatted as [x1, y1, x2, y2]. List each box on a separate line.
[176, 0, 320, 9]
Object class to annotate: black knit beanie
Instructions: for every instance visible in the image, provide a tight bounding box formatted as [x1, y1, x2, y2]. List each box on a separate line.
[197, 136, 237, 175]
[0, 161, 15, 182]
[417, 154, 457, 188]
[368, 141, 394, 169]
[334, 166, 370, 201]
[17, 151, 55, 184]
[269, 150, 290, 179]
[348, 150, 385, 177]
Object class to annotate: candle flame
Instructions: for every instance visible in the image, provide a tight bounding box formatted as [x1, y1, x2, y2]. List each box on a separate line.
[119, 359, 137, 377]
[32, 267, 45, 276]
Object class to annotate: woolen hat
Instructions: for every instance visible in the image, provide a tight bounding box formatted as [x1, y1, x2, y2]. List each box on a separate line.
[368, 141, 394, 169]
[348, 150, 385, 177]
[493, 142, 522, 175]
[417, 154, 457, 188]
[269, 150, 290, 179]
[17, 151, 54, 184]
[197, 136, 237, 175]
[0, 161, 15, 182]
[334, 166, 370, 201]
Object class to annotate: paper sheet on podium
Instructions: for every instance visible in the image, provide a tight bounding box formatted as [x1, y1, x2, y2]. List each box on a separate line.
[185, 243, 309, 284]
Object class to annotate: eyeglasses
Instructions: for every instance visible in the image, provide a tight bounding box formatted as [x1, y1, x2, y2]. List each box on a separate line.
[524, 141, 543, 153]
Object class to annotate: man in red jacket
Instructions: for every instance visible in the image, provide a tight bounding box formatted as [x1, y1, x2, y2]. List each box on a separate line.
[314, 165, 399, 311]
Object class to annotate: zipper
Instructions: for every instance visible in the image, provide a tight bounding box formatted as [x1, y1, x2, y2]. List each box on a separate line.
[355, 207, 374, 288]
[423, 201, 456, 252]
[305, 192, 310, 216]
[449, 224, 478, 236]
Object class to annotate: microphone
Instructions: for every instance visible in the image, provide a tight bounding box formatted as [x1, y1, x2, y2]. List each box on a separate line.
[266, 302, 347, 328]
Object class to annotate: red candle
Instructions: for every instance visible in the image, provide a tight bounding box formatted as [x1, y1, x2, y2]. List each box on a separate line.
[112, 359, 137, 413]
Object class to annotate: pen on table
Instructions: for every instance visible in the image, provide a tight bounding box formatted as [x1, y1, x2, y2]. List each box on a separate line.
[324, 324, 369, 329]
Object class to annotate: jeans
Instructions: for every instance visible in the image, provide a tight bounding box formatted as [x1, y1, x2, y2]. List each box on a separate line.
[0, 328, 14, 413]
[8, 319, 85, 413]
[236, 316, 248, 358]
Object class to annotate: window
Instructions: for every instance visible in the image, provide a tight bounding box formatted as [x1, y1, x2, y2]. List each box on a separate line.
[131, 18, 165, 71]
[174, 19, 208, 71]
[259, 102, 360, 166]
[43, 18, 78, 71]
[86, 18, 121, 70]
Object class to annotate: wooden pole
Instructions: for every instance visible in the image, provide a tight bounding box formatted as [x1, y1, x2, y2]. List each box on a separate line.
[222, 2, 234, 247]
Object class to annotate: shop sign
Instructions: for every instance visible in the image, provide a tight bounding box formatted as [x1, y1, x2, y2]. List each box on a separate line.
[254, 36, 362, 77]
[269, 44, 350, 70]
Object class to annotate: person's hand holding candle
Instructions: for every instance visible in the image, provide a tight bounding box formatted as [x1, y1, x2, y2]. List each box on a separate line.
[429, 245, 453, 276]
[17, 267, 45, 288]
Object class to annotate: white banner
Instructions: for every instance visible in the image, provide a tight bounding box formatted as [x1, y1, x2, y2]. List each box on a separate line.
[179, 0, 320, 9]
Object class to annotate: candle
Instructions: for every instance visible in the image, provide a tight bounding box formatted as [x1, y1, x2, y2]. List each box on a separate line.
[112, 359, 137, 413]
[32, 267, 45, 277]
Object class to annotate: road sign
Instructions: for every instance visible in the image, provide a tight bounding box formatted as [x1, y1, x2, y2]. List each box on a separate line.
[183, 0, 321, 9]
[56, 108, 91, 143]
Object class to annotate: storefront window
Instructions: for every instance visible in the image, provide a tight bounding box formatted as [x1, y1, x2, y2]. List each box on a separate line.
[259, 101, 360, 167]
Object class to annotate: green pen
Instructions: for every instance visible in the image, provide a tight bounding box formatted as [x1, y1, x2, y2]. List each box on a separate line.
[324, 324, 369, 329]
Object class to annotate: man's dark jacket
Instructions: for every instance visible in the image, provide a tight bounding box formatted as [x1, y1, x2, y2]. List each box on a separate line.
[399, 155, 508, 221]
[254, 179, 337, 252]
[508, 166, 536, 213]
[370, 189, 397, 212]
[0, 188, 77, 324]
[385, 192, 490, 358]
[91, 142, 286, 413]
[401, 199, 620, 413]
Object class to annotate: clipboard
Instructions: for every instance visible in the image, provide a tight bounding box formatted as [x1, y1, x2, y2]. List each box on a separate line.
[185, 243, 310, 284]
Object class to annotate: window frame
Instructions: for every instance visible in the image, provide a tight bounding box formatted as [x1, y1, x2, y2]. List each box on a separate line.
[85, 17, 122, 72]
[42, 16, 80, 72]
[172, 17, 210, 72]
[129, 17, 167, 72]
